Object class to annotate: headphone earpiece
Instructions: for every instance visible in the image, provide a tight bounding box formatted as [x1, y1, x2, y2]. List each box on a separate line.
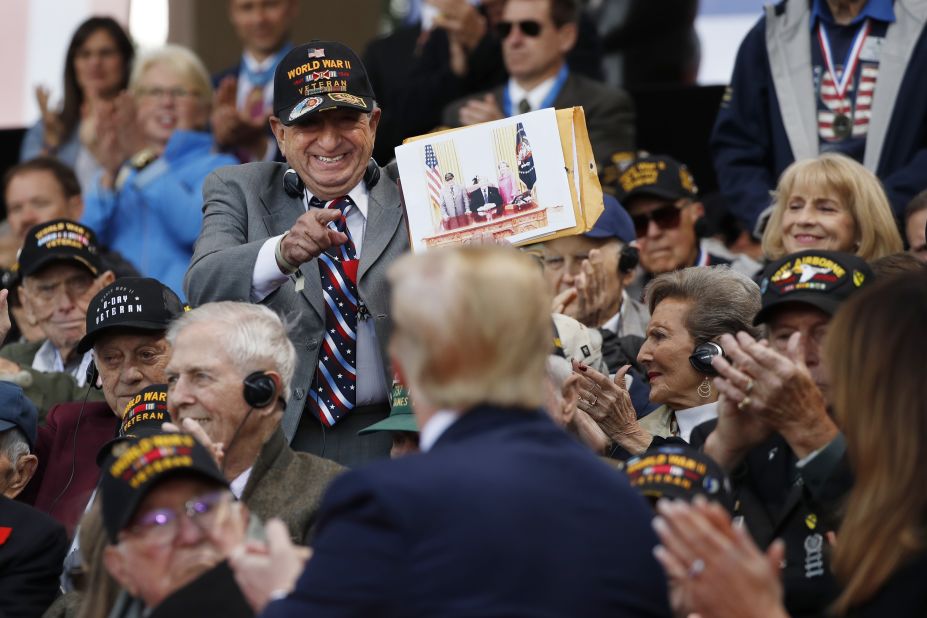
[85, 359, 101, 390]
[243, 371, 277, 408]
[283, 168, 304, 198]
[618, 244, 639, 274]
[689, 342, 723, 376]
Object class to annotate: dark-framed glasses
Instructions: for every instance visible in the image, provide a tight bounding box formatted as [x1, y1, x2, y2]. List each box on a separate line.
[495, 20, 543, 38]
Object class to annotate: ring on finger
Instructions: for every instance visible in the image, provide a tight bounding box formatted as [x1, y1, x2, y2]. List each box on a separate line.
[745, 378, 755, 394]
[738, 396, 751, 411]
[687, 558, 705, 578]
[590, 395, 597, 406]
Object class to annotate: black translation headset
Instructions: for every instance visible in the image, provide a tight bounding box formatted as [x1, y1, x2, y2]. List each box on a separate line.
[688, 342, 724, 376]
[283, 158, 381, 198]
[85, 359, 101, 390]
[618, 245, 639, 274]
[242, 371, 278, 408]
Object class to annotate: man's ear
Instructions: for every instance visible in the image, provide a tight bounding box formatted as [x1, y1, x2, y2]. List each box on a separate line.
[17, 285, 37, 326]
[269, 116, 286, 153]
[3, 454, 38, 498]
[561, 373, 581, 426]
[103, 545, 136, 596]
[99, 270, 116, 287]
[68, 195, 85, 220]
[557, 22, 578, 54]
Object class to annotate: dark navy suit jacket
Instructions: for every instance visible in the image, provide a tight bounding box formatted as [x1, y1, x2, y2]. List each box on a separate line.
[262, 405, 671, 618]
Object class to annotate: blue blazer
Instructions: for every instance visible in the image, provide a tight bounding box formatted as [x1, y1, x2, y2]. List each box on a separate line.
[263, 405, 671, 618]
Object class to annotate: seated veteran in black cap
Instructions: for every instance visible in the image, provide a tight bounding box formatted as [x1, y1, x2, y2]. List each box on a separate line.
[543, 194, 649, 338]
[100, 432, 254, 617]
[693, 250, 874, 617]
[0, 381, 39, 499]
[165, 301, 343, 544]
[0, 219, 114, 418]
[186, 40, 408, 467]
[617, 155, 758, 298]
[358, 380, 419, 458]
[20, 277, 183, 536]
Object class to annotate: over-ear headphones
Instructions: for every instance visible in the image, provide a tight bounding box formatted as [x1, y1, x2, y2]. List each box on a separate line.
[283, 159, 381, 198]
[689, 342, 723, 376]
[243, 371, 277, 408]
[618, 244, 639, 273]
[85, 359, 101, 390]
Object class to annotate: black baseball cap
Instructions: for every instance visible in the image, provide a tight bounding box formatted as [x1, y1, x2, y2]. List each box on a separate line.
[76, 277, 185, 353]
[624, 445, 733, 511]
[0, 382, 38, 449]
[96, 384, 172, 467]
[273, 41, 376, 126]
[99, 432, 228, 543]
[615, 155, 699, 206]
[754, 250, 874, 325]
[16, 219, 102, 280]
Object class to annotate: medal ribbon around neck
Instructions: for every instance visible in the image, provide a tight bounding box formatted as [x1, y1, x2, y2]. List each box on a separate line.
[817, 19, 871, 100]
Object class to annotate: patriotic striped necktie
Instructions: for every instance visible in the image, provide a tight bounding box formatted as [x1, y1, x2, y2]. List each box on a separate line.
[308, 195, 358, 426]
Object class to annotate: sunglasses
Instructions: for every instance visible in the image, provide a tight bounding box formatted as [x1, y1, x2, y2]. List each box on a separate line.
[631, 202, 687, 237]
[495, 20, 543, 38]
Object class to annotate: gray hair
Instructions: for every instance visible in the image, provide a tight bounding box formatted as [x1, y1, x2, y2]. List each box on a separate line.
[167, 302, 297, 397]
[644, 265, 762, 343]
[0, 427, 31, 465]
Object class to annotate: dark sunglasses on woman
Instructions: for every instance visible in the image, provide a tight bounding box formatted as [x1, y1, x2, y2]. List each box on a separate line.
[495, 20, 543, 38]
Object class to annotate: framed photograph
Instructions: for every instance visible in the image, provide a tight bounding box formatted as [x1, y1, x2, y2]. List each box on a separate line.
[395, 108, 581, 252]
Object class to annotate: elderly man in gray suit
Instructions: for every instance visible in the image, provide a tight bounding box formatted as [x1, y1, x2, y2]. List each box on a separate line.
[185, 41, 408, 466]
[439, 172, 469, 229]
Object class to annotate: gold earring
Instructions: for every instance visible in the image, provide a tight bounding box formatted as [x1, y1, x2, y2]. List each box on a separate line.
[698, 377, 711, 399]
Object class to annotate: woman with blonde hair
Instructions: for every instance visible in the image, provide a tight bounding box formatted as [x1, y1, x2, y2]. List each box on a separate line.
[762, 152, 902, 261]
[81, 45, 237, 297]
[650, 269, 927, 617]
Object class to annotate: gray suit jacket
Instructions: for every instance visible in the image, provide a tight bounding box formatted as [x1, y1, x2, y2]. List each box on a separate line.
[185, 162, 410, 441]
[442, 72, 635, 166]
[242, 427, 344, 545]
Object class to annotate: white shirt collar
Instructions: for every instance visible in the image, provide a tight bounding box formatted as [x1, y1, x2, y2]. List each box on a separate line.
[508, 72, 559, 113]
[419, 409, 461, 452]
[600, 291, 630, 333]
[230, 466, 253, 499]
[303, 182, 369, 220]
[32, 340, 93, 386]
[242, 50, 277, 73]
[673, 402, 718, 443]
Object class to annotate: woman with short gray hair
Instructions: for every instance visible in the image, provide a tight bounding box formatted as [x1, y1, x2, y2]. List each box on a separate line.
[571, 265, 761, 457]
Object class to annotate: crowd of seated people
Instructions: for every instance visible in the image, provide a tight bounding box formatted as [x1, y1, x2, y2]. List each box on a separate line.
[2, 0, 927, 616]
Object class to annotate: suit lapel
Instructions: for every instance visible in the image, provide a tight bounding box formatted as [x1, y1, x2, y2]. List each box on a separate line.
[358, 178, 403, 281]
[258, 180, 324, 320]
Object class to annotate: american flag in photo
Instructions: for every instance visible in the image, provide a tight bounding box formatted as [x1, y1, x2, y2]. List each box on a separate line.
[424, 144, 443, 208]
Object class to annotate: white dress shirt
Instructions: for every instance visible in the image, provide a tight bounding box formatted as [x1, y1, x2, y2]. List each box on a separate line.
[507, 73, 559, 114]
[601, 291, 632, 334]
[230, 467, 253, 499]
[419, 409, 462, 452]
[31, 340, 93, 387]
[250, 182, 389, 406]
[674, 402, 719, 443]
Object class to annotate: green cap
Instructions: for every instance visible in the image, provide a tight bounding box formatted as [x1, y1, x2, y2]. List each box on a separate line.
[358, 382, 417, 435]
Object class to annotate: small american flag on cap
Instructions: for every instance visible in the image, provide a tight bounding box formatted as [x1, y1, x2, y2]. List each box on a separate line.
[307, 48, 325, 59]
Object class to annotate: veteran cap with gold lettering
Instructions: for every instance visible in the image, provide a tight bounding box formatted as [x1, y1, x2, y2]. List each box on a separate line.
[273, 41, 376, 125]
[96, 384, 172, 466]
[754, 250, 874, 325]
[76, 277, 185, 353]
[16, 218, 101, 280]
[624, 444, 733, 510]
[99, 431, 228, 543]
[615, 155, 698, 206]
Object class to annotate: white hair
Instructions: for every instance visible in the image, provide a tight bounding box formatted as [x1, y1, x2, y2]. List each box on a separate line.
[167, 302, 297, 398]
[0, 428, 30, 464]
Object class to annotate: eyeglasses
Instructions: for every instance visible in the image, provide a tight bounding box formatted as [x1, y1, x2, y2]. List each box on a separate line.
[123, 490, 232, 545]
[136, 86, 199, 101]
[631, 202, 689, 237]
[495, 20, 543, 39]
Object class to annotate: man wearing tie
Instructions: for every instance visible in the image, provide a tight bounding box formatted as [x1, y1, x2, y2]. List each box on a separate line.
[439, 172, 469, 229]
[186, 41, 408, 466]
[468, 175, 504, 219]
